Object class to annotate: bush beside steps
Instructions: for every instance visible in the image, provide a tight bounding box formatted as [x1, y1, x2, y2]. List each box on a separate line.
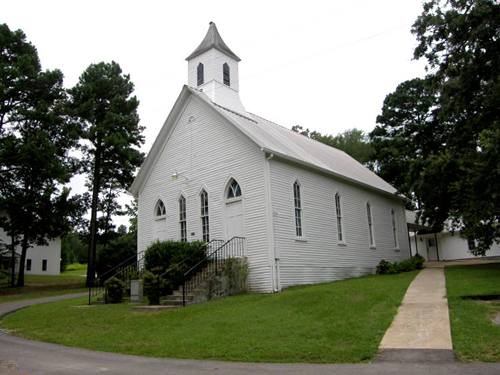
[376, 254, 425, 275]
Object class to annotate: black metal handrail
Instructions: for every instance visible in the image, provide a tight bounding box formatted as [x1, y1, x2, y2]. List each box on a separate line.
[89, 239, 225, 304]
[88, 251, 146, 304]
[182, 236, 245, 306]
[159, 239, 225, 279]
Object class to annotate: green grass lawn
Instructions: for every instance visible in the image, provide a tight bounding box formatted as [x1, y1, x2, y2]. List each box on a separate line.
[1, 271, 417, 363]
[0, 264, 87, 303]
[446, 263, 500, 362]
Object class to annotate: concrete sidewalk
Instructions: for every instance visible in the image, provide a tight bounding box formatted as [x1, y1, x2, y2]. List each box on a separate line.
[379, 268, 452, 351]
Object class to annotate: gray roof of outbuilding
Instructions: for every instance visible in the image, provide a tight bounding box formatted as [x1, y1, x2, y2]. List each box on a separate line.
[186, 22, 241, 62]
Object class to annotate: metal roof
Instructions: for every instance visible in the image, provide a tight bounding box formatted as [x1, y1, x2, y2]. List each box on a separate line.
[189, 88, 398, 196]
[186, 22, 241, 61]
[130, 86, 400, 197]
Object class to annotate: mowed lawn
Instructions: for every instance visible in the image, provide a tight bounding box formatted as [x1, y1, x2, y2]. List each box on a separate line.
[446, 263, 500, 362]
[0, 264, 87, 303]
[1, 271, 417, 363]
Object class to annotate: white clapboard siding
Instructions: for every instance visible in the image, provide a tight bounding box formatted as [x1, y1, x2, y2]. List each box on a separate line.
[268, 158, 409, 289]
[137, 95, 273, 292]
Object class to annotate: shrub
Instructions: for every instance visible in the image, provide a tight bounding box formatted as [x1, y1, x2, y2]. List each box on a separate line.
[144, 240, 207, 291]
[143, 271, 163, 305]
[104, 277, 125, 303]
[376, 256, 425, 275]
[223, 258, 248, 295]
[413, 254, 425, 269]
[376, 259, 391, 275]
[96, 232, 136, 279]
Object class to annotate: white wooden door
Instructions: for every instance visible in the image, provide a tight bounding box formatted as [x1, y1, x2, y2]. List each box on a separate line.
[225, 200, 243, 239]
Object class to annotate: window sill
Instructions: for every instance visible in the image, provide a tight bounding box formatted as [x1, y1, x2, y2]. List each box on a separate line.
[337, 242, 347, 247]
[154, 216, 166, 221]
[226, 197, 242, 204]
[294, 237, 307, 243]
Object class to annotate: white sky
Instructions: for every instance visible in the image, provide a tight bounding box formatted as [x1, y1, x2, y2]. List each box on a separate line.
[3, 0, 427, 228]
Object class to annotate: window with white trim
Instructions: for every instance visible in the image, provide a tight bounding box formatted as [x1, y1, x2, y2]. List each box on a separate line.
[154, 199, 166, 218]
[335, 193, 343, 242]
[179, 195, 187, 242]
[391, 209, 398, 248]
[226, 178, 241, 199]
[293, 181, 303, 237]
[367, 203, 375, 247]
[200, 189, 210, 242]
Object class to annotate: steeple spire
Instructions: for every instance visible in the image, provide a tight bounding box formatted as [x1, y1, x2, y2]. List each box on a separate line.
[186, 22, 241, 61]
[186, 22, 245, 112]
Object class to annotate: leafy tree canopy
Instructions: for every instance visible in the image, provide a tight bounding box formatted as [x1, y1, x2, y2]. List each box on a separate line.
[0, 23, 83, 285]
[291, 125, 374, 165]
[370, 0, 499, 254]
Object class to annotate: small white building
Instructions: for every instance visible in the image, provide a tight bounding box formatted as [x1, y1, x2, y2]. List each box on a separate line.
[0, 237, 61, 276]
[0, 214, 61, 276]
[130, 23, 410, 292]
[406, 211, 500, 261]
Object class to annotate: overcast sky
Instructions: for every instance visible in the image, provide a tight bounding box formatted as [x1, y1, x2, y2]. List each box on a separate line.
[3, 0, 427, 228]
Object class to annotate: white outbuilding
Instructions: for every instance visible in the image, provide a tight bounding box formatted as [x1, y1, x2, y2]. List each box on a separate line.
[130, 22, 410, 292]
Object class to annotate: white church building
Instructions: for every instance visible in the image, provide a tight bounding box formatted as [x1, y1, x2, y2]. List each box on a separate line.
[130, 22, 410, 292]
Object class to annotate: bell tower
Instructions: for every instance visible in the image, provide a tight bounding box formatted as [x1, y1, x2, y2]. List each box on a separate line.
[186, 22, 245, 112]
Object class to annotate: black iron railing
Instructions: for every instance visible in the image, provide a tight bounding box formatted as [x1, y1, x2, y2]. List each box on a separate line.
[88, 252, 145, 304]
[182, 236, 245, 306]
[88, 239, 225, 304]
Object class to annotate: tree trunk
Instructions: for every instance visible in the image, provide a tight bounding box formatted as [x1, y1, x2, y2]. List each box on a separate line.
[10, 235, 16, 287]
[86, 147, 102, 287]
[16, 235, 28, 287]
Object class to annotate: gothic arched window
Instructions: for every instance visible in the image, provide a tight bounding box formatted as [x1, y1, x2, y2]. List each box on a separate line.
[200, 189, 210, 242]
[197, 63, 204, 86]
[226, 178, 241, 199]
[223, 63, 230, 86]
[293, 181, 303, 237]
[155, 199, 166, 218]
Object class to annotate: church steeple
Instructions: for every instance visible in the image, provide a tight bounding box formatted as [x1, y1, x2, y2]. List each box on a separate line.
[186, 22, 245, 112]
[186, 22, 240, 62]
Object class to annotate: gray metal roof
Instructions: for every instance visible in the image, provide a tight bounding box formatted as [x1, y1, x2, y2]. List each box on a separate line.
[186, 22, 241, 61]
[189, 88, 398, 196]
[130, 86, 400, 198]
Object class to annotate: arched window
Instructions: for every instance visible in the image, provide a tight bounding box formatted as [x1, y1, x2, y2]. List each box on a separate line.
[200, 189, 210, 242]
[226, 178, 241, 199]
[223, 63, 230, 86]
[391, 209, 398, 248]
[335, 193, 343, 242]
[293, 181, 303, 237]
[197, 63, 204, 86]
[366, 203, 375, 247]
[154, 199, 166, 218]
[179, 195, 187, 242]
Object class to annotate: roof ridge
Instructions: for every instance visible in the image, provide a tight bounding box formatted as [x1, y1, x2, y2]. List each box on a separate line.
[213, 103, 258, 124]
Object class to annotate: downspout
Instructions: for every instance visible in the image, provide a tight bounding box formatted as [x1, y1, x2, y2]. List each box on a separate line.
[262, 150, 279, 292]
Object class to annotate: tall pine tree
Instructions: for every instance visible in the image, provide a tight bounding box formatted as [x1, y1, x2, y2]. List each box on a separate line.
[69, 62, 144, 286]
[0, 24, 82, 286]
